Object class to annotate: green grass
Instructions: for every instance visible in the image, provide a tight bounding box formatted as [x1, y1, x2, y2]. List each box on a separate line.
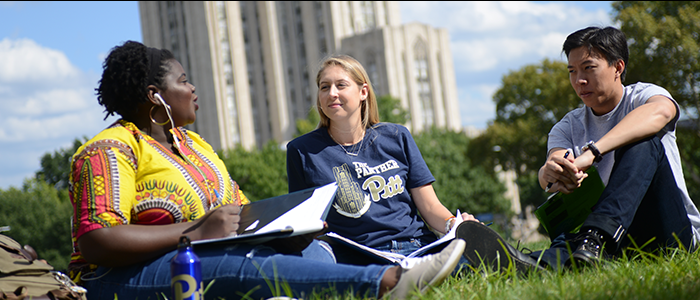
[276, 241, 700, 300]
[157, 240, 700, 300]
[431, 248, 700, 300]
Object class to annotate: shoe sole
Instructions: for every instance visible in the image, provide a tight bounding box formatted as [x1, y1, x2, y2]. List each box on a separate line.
[457, 221, 541, 274]
[567, 250, 600, 269]
[420, 239, 466, 292]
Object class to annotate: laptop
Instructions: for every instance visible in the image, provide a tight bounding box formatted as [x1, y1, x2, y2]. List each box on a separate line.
[193, 181, 338, 245]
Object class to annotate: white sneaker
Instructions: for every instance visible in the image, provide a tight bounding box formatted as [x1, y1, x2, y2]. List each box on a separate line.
[388, 239, 465, 299]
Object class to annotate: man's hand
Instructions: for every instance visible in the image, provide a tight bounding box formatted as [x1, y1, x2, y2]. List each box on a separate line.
[540, 149, 587, 194]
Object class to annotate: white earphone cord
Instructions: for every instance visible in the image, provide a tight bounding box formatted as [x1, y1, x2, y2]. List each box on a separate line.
[158, 95, 219, 206]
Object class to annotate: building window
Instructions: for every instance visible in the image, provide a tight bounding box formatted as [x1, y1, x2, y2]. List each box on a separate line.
[366, 51, 379, 96]
[315, 1, 327, 56]
[360, 1, 375, 31]
[215, 1, 240, 145]
[414, 39, 433, 129]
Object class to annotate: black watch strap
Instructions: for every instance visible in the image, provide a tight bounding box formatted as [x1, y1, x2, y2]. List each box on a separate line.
[581, 141, 602, 163]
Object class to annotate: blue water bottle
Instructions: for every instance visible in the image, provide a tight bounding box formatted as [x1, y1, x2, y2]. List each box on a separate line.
[171, 235, 203, 300]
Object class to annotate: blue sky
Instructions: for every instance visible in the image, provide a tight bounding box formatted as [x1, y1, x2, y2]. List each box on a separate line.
[0, 1, 614, 189]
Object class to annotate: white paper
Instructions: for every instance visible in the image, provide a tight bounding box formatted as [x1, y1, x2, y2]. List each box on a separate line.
[323, 209, 465, 264]
[255, 182, 337, 235]
[405, 209, 463, 258]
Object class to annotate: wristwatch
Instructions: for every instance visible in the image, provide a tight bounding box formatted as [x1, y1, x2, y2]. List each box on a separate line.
[581, 140, 603, 163]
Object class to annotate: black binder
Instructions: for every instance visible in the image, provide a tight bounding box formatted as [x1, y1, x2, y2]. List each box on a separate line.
[193, 182, 338, 245]
[535, 166, 605, 240]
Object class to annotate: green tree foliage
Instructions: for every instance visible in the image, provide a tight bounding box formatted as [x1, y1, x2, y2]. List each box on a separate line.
[473, 2, 700, 208]
[294, 107, 320, 138]
[413, 126, 511, 217]
[220, 141, 288, 202]
[615, 1, 700, 121]
[35, 137, 86, 190]
[377, 94, 410, 125]
[469, 59, 579, 208]
[677, 124, 700, 206]
[0, 178, 73, 272]
[614, 1, 700, 203]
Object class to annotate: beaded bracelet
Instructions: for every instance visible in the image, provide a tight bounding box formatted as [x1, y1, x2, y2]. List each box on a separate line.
[444, 216, 456, 233]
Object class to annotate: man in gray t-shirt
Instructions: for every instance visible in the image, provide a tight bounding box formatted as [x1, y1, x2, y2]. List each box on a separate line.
[533, 26, 699, 269]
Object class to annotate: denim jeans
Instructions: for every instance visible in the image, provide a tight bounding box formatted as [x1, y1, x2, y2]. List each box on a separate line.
[300, 239, 337, 263]
[533, 136, 693, 268]
[81, 240, 390, 300]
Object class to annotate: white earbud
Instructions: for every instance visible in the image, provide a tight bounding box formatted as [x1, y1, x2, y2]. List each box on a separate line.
[152, 92, 180, 145]
[154, 93, 166, 105]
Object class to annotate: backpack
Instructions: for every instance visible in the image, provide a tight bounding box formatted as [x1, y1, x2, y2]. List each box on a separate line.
[0, 234, 87, 300]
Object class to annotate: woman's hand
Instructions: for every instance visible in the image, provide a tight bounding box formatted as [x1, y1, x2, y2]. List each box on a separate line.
[186, 204, 242, 240]
[460, 212, 479, 223]
[78, 204, 243, 267]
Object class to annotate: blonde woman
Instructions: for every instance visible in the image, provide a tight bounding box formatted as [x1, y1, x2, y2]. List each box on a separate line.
[287, 55, 477, 265]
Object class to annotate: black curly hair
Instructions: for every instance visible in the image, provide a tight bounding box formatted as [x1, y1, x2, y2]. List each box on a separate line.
[96, 40, 175, 120]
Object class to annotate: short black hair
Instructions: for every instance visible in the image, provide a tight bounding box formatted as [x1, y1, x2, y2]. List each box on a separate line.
[562, 26, 629, 81]
[96, 40, 174, 120]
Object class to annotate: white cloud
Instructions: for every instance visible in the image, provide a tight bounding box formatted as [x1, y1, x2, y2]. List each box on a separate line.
[0, 38, 115, 189]
[0, 38, 81, 83]
[7, 88, 94, 116]
[400, 1, 614, 129]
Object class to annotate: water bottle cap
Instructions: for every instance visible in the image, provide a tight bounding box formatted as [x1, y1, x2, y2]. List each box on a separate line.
[177, 235, 192, 249]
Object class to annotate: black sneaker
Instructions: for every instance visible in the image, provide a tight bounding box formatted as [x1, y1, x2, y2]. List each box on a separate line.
[457, 221, 544, 274]
[566, 228, 607, 268]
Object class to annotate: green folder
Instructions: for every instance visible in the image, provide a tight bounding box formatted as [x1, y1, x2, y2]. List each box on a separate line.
[535, 166, 605, 240]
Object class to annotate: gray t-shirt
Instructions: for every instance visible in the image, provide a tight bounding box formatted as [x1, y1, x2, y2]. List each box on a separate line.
[548, 82, 700, 243]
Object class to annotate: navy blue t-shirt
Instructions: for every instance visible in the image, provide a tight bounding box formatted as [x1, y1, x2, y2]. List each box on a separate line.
[286, 123, 437, 247]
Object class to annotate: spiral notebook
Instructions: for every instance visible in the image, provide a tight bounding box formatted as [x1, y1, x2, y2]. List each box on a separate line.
[193, 182, 338, 245]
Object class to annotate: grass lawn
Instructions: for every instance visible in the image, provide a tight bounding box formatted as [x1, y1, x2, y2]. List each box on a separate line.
[153, 238, 700, 300]
[247, 239, 700, 300]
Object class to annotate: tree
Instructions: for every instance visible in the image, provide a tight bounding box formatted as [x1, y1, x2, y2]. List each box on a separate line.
[377, 94, 410, 125]
[614, 1, 700, 204]
[294, 107, 320, 138]
[35, 137, 86, 190]
[616, 1, 700, 123]
[468, 59, 579, 207]
[472, 2, 700, 208]
[0, 178, 73, 272]
[220, 141, 288, 202]
[413, 126, 511, 217]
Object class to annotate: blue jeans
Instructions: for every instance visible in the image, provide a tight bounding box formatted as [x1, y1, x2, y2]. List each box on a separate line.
[81, 240, 390, 300]
[301, 239, 337, 263]
[533, 136, 693, 268]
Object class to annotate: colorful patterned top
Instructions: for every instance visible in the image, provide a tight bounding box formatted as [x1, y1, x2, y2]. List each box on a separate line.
[67, 119, 249, 283]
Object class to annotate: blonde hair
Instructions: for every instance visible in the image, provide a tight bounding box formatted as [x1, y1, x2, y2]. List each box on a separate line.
[315, 54, 379, 129]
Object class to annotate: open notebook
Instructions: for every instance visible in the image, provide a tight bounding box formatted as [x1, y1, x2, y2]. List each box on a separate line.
[318, 210, 465, 265]
[193, 182, 338, 245]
